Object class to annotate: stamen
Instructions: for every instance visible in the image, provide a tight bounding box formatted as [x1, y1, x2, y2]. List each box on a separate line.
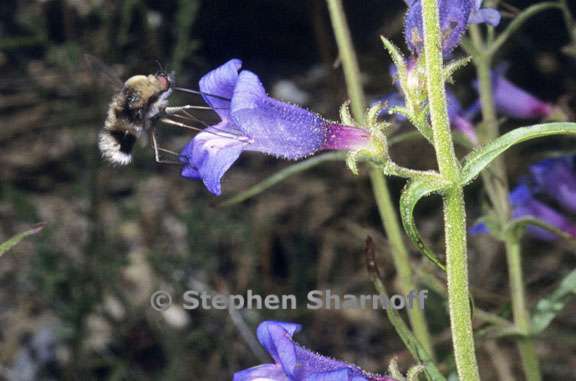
[164, 105, 227, 114]
[173, 87, 231, 101]
[159, 118, 250, 143]
[160, 118, 204, 132]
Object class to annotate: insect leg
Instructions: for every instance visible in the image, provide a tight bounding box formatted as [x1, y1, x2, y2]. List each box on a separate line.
[150, 129, 181, 165]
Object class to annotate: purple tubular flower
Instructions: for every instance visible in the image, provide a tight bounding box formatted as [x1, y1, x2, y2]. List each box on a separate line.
[471, 157, 576, 240]
[530, 157, 576, 213]
[404, 0, 473, 56]
[475, 71, 553, 120]
[233, 321, 396, 381]
[404, 0, 501, 56]
[446, 90, 478, 144]
[179, 60, 370, 195]
[470, 185, 576, 240]
[469, 0, 501, 26]
[510, 184, 576, 240]
[374, 89, 478, 143]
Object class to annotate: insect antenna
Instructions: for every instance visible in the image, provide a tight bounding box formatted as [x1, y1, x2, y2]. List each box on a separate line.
[155, 59, 166, 73]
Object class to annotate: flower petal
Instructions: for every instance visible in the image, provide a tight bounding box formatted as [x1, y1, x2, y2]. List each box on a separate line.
[231, 71, 328, 159]
[452, 115, 478, 144]
[233, 364, 289, 381]
[241, 321, 396, 381]
[530, 157, 576, 213]
[304, 368, 370, 381]
[469, 222, 490, 235]
[256, 321, 301, 365]
[476, 71, 552, 119]
[446, 91, 478, 143]
[255, 321, 381, 380]
[373, 92, 406, 122]
[179, 123, 246, 195]
[510, 184, 576, 240]
[199, 59, 242, 120]
[469, 8, 501, 26]
[404, 0, 472, 55]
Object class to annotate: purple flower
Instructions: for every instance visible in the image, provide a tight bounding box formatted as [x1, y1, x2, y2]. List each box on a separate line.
[446, 90, 478, 144]
[474, 70, 553, 120]
[404, 0, 501, 56]
[471, 156, 576, 240]
[404, 0, 499, 56]
[234, 321, 396, 381]
[509, 184, 576, 240]
[530, 157, 576, 213]
[469, 0, 501, 26]
[373, 92, 407, 122]
[374, 88, 478, 143]
[179, 59, 370, 195]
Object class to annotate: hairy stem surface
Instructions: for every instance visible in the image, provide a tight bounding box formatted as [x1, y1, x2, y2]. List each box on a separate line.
[505, 234, 542, 381]
[421, 0, 479, 379]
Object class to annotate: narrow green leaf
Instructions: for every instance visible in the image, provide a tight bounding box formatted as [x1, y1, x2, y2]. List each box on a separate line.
[462, 123, 576, 186]
[365, 238, 446, 381]
[400, 178, 447, 271]
[0, 224, 45, 257]
[219, 152, 346, 207]
[532, 269, 576, 334]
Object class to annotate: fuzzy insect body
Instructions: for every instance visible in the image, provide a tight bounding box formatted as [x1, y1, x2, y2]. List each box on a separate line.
[99, 73, 174, 165]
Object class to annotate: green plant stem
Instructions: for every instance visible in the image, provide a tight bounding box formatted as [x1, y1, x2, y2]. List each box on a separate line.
[505, 234, 542, 381]
[421, 0, 479, 379]
[471, 26, 542, 381]
[325, 0, 435, 360]
[560, 0, 576, 47]
[469, 37, 511, 219]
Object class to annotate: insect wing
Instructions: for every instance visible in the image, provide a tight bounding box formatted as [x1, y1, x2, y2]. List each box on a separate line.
[82, 54, 124, 91]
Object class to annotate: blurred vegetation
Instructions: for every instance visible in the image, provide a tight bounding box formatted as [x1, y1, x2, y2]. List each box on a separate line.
[0, 0, 576, 380]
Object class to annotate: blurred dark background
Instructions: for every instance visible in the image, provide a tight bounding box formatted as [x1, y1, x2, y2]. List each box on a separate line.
[1, 0, 576, 380]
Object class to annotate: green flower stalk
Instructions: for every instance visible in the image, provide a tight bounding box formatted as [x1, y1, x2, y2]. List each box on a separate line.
[420, 0, 480, 380]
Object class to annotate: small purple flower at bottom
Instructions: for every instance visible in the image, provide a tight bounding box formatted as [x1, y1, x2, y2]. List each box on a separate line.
[179, 59, 370, 195]
[234, 321, 396, 381]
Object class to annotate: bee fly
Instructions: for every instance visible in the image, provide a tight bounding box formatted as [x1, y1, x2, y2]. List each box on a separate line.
[85, 55, 216, 166]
